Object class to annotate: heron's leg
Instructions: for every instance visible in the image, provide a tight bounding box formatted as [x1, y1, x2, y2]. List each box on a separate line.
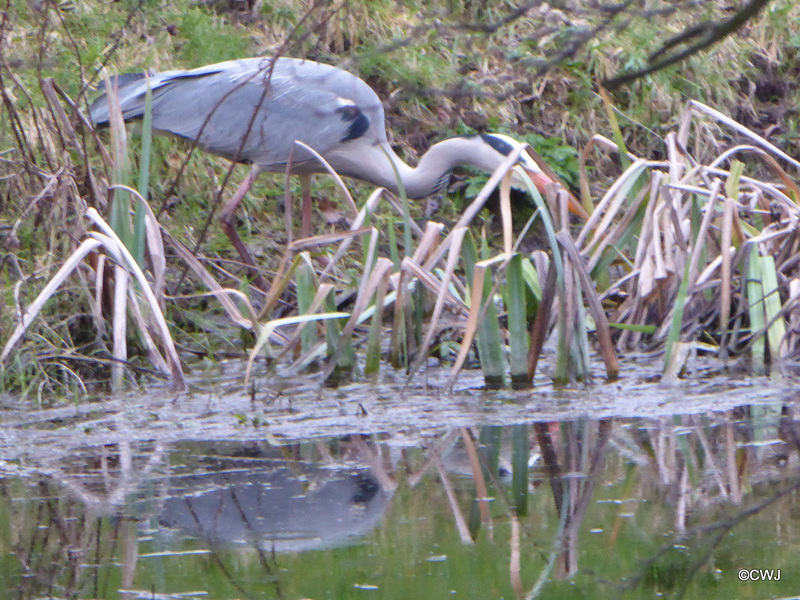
[219, 164, 268, 288]
[300, 174, 313, 239]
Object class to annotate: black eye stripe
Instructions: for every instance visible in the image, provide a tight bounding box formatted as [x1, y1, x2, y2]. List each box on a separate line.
[454, 134, 517, 157]
[337, 105, 369, 141]
[480, 134, 514, 156]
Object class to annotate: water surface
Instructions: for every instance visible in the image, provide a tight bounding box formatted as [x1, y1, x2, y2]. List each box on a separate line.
[1, 359, 798, 599]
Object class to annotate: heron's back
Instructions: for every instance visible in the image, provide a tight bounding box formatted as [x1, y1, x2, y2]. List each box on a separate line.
[89, 57, 387, 169]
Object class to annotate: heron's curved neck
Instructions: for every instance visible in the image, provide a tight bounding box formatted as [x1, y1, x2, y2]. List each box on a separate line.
[341, 137, 488, 200]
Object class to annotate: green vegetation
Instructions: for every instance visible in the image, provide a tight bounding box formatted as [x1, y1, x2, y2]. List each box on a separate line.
[2, 0, 800, 398]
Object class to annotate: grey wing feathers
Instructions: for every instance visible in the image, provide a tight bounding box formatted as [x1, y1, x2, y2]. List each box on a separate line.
[95, 71, 148, 92]
[89, 63, 231, 125]
[89, 58, 387, 169]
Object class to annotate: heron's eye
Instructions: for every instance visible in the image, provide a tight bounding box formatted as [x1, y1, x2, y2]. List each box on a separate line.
[336, 105, 361, 121]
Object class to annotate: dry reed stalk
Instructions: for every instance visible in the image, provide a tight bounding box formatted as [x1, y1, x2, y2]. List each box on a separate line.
[322, 245, 395, 383]
[166, 232, 257, 329]
[86, 209, 185, 388]
[680, 100, 800, 170]
[554, 256, 575, 384]
[410, 221, 445, 264]
[527, 262, 557, 382]
[1, 238, 103, 363]
[585, 178, 651, 272]
[258, 228, 369, 320]
[111, 263, 128, 390]
[556, 231, 619, 378]
[500, 171, 514, 255]
[400, 257, 467, 313]
[126, 281, 170, 375]
[278, 282, 336, 363]
[576, 159, 649, 251]
[719, 194, 734, 360]
[244, 310, 349, 384]
[579, 134, 641, 211]
[447, 252, 508, 388]
[406, 227, 468, 378]
[2, 204, 187, 390]
[291, 140, 359, 217]
[320, 188, 386, 280]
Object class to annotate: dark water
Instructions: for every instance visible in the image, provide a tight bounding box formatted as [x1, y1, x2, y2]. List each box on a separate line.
[1, 363, 799, 599]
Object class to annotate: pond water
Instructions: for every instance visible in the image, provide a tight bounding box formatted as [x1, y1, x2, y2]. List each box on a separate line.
[1, 358, 799, 599]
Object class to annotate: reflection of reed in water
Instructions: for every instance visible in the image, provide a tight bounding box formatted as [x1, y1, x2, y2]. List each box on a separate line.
[3, 408, 800, 599]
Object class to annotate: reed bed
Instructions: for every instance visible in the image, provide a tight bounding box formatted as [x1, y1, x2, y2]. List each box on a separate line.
[2, 63, 799, 396]
[584, 100, 800, 378]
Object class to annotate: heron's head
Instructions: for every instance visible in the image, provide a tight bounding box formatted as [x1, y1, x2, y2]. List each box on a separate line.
[476, 133, 554, 194]
[474, 133, 588, 219]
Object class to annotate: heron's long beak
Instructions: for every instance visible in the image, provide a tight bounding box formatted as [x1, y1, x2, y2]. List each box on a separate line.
[524, 167, 555, 195]
[522, 166, 591, 222]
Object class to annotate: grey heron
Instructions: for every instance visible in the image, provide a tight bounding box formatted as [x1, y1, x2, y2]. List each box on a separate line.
[89, 57, 577, 282]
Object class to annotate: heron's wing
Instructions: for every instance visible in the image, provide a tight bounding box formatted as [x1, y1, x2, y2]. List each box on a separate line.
[88, 62, 233, 123]
[90, 58, 387, 168]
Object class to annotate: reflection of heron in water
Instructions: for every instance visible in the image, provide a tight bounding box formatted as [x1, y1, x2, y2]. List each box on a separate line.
[156, 450, 391, 553]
